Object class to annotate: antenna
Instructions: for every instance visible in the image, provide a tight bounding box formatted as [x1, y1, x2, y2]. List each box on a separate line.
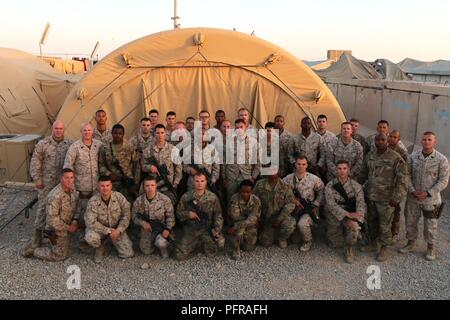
[39, 22, 51, 58]
[90, 41, 100, 68]
[171, 0, 180, 29]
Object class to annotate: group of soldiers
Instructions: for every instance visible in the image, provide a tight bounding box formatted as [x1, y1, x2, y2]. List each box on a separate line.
[22, 107, 449, 264]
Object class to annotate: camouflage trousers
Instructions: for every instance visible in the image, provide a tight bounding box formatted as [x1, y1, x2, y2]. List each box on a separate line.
[139, 228, 170, 258]
[33, 233, 70, 262]
[34, 187, 54, 230]
[175, 225, 218, 260]
[367, 200, 395, 246]
[326, 213, 360, 248]
[405, 199, 438, 245]
[258, 216, 296, 247]
[85, 229, 134, 258]
[228, 225, 258, 254]
[297, 214, 314, 243]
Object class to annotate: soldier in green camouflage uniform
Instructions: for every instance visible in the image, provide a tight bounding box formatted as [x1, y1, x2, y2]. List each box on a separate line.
[175, 172, 224, 260]
[226, 180, 261, 260]
[93, 110, 112, 144]
[254, 168, 296, 248]
[291, 117, 321, 174]
[98, 124, 140, 201]
[29, 120, 72, 248]
[366, 120, 407, 154]
[360, 133, 408, 262]
[85, 176, 134, 263]
[325, 161, 366, 263]
[400, 132, 449, 261]
[132, 175, 175, 258]
[23, 169, 79, 261]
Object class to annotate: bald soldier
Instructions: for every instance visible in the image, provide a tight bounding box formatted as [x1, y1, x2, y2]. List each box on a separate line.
[400, 132, 449, 261]
[29, 120, 72, 249]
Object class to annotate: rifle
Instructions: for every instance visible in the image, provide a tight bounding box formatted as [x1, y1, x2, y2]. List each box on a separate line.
[292, 188, 320, 224]
[137, 212, 176, 247]
[189, 164, 224, 207]
[0, 196, 37, 232]
[109, 143, 136, 190]
[148, 155, 177, 195]
[332, 181, 365, 230]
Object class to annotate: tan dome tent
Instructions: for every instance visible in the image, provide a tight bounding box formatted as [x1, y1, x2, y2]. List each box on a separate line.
[58, 28, 344, 139]
[0, 48, 81, 135]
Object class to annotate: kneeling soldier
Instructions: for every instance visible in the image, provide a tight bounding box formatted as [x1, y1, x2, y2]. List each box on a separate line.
[227, 180, 261, 260]
[325, 160, 366, 263]
[23, 169, 79, 262]
[85, 176, 134, 263]
[132, 175, 175, 258]
[175, 172, 224, 260]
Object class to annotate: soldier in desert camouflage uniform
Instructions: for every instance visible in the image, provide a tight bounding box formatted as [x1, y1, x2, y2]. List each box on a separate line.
[325, 161, 366, 263]
[274, 115, 294, 178]
[336, 118, 369, 156]
[175, 172, 224, 260]
[85, 176, 134, 263]
[23, 169, 79, 261]
[316, 114, 337, 181]
[399, 132, 449, 261]
[366, 120, 407, 154]
[29, 120, 72, 248]
[129, 117, 154, 159]
[291, 117, 321, 175]
[226, 180, 261, 260]
[93, 109, 112, 144]
[132, 175, 175, 258]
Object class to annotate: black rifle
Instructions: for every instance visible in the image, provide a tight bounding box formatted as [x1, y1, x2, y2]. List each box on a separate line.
[0, 196, 37, 232]
[148, 155, 176, 195]
[109, 143, 136, 189]
[333, 181, 365, 230]
[137, 212, 176, 246]
[186, 198, 216, 237]
[292, 188, 320, 224]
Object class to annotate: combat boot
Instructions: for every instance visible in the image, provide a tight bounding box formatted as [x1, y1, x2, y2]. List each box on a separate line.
[399, 240, 416, 254]
[278, 239, 288, 249]
[94, 245, 105, 263]
[425, 244, 436, 261]
[231, 249, 241, 260]
[344, 246, 354, 264]
[160, 247, 170, 259]
[299, 241, 312, 252]
[78, 239, 91, 254]
[21, 243, 35, 258]
[360, 240, 379, 253]
[31, 229, 42, 249]
[377, 245, 389, 262]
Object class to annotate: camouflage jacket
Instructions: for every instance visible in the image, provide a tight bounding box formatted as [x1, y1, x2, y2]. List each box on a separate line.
[98, 141, 140, 184]
[283, 172, 324, 207]
[128, 132, 154, 155]
[291, 132, 322, 166]
[326, 137, 364, 180]
[64, 139, 102, 193]
[141, 142, 182, 187]
[93, 128, 112, 145]
[325, 178, 366, 222]
[30, 136, 72, 188]
[408, 149, 450, 205]
[227, 193, 261, 229]
[223, 134, 260, 182]
[85, 191, 131, 235]
[45, 184, 79, 236]
[131, 192, 175, 230]
[367, 134, 407, 154]
[318, 131, 338, 167]
[338, 133, 369, 155]
[183, 144, 220, 189]
[390, 144, 409, 162]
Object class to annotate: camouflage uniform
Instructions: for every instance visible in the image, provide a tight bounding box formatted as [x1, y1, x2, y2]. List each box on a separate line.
[389, 144, 409, 236]
[362, 148, 408, 246]
[406, 150, 449, 245]
[84, 192, 134, 258]
[325, 138, 364, 181]
[253, 178, 296, 247]
[132, 192, 175, 258]
[30, 136, 72, 230]
[317, 131, 337, 169]
[183, 144, 220, 192]
[291, 132, 322, 168]
[227, 193, 261, 256]
[93, 127, 112, 144]
[367, 134, 407, 154]
[129, 133, 154, 172]
[175, 190, 223, 260]
[324, 178, 366, 248]
[142, 142, 182, 203]
[338, 133, 369, 155]
[283, 173, 324, 244]
[223, 134, 260, 203]
[33, 185, 79, 261]
[279, 130, 294, 178]
[64, 139, 102, 223]
[98, 141, 140, 199]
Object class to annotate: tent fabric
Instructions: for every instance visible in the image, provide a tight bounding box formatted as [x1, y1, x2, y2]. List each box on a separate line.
[0, 48, 81, 135]
[315, 53, 381, 81]
[43, 57, 87, 74]
[371, 59, 411, 81]
[398, 58, 450, 76]
[57, 28, 345, 139]
[306, 60, 335, 71]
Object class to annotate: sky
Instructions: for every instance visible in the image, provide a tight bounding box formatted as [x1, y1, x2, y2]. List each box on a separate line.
[1, 0, 449, 63]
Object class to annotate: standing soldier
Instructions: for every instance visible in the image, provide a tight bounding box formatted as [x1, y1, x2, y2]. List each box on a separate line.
[22, 169, 79, 261]
[366, 120, 407, 153]
[348, 118, 370, 155]
[64, 123, 102, 249]
[129, 117, 154, 157]
[325, 122, 364, 181]
[149, 109, 160, 136]
[291, 117, 321, 175]
[254, 168, 296, 248]
[325, 161, 366, 263]
[360, 133, 408, 262]
[274, 115, 294, 178]
[283, 156, 324, 252]
[214, 110, 226, 130]
[226, 180, 261, 260]
[400, 132, 449, 261]
[186, 117, 196, 135]
[175, 172, 224, 260]
[132, 175, 175, 258]
[85, 176, 134, 263]
[142, 124, 182, 203]
[93, 109, 112, 144]
[29, 120, 72, 249]
[317, 114, 337, 181]
[165, 111, 177, 143]
[98, 124, 139, 201]
[238, 108, 255, 130]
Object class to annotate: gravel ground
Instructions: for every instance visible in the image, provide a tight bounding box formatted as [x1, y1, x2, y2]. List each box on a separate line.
[0, 188, 449, 300]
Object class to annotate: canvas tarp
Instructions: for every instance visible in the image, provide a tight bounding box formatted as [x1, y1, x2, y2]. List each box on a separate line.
[371, 59, 411, 81]
[43, 57, 87, 74]
[398, 58, 450, 76]
[57, 28, 345, 139]
[315, 53, 381, 81]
